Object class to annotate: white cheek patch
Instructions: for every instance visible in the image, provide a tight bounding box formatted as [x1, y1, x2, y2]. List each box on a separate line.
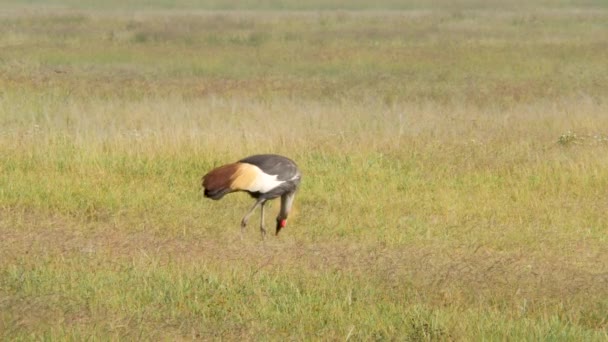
[245, 165, 285, 193]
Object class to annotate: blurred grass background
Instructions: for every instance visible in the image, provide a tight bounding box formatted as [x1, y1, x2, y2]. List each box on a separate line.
[1, 1, 608, 340]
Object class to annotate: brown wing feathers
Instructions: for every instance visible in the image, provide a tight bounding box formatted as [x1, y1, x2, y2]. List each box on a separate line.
[202, 162, 259, 200]
[202, 163, 240, 200]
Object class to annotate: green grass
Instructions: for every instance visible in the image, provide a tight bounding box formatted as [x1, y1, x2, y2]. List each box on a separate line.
[3, 0, 606, 11]
[1, 1, 608, 340]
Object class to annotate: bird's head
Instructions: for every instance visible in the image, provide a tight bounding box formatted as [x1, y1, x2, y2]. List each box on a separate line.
[275, 218, 287, 235]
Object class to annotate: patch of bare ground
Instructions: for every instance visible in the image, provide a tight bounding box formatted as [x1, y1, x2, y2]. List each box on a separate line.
[2, 209, 607, 317]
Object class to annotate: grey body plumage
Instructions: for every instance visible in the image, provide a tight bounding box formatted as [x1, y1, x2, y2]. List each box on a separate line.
[238, 154, 301, 200]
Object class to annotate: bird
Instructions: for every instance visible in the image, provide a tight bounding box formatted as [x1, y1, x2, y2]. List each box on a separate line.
[201, 154, 301, 237]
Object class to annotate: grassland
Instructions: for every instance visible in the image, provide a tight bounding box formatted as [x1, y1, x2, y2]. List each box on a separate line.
[1, 1, 608, 340]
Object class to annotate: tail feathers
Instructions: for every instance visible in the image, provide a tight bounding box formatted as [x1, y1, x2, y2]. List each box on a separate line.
[204, 187, 232, 200]
[202, 162, 259, 200]
[202, 163, 239, 200]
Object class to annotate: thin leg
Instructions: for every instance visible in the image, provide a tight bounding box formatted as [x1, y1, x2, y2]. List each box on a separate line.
[259, 201, 267, 238]
[241, 198, 264, 237]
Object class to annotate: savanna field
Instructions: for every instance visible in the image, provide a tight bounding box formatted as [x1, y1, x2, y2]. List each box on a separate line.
[1, 0, 608, 339]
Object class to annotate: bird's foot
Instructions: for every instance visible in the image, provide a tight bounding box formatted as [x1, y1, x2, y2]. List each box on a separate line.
[260, 225, 267, 240]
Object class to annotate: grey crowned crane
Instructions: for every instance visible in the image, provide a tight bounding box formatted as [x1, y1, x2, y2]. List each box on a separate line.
[202, 154, 301, 237]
